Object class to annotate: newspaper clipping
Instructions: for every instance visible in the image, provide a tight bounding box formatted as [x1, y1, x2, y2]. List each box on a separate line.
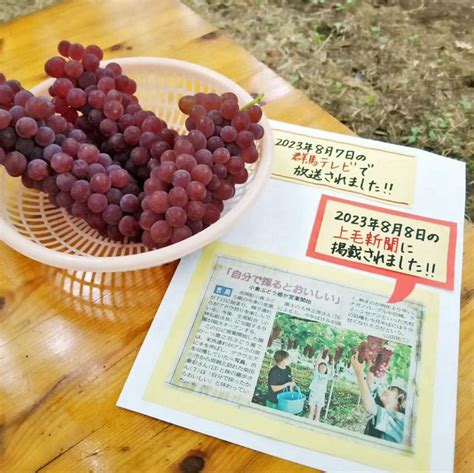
[169, 255, 424, 451]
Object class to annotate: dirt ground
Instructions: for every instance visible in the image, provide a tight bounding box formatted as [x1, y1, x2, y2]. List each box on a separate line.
[184, 0, 474, 218]
[0, 0, 59, 23]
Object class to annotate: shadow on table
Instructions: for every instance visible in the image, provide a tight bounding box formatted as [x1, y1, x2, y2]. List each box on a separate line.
[43, 264, 177, 321]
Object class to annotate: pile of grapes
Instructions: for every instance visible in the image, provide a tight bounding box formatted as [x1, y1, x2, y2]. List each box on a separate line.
[356, 335, 394, 378]
[0, 41, 265, 248]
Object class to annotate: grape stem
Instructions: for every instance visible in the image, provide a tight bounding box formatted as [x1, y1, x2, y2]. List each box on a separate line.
[241, 94, 264, 111]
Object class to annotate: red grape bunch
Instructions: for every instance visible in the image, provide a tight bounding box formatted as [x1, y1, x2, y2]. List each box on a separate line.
[369, 348, 394, 378]
[0, 77, 143, 241]
[0, 40, 266, 250]
[267, 324, 282, 347]
[356, 336, 394, 378]
[44, 41, 176, 184]
[138, 91, 264, 248]
[334, 346, 344, 364]
[357, 341, 369, 363]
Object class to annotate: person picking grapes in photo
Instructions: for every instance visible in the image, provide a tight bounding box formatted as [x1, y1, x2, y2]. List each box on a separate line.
[308, 352, 334, 422]
[351, 352, 407, 444]
[266, 350, 295, 409]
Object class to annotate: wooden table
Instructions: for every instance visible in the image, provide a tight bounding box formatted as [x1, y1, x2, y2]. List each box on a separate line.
[0, 1, 472, 471]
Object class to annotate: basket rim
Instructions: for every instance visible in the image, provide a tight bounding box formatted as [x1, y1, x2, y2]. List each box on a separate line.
[0, 57, 273, 271]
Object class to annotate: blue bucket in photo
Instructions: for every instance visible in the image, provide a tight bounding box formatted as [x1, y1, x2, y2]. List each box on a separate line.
[277, 385, 306, 414]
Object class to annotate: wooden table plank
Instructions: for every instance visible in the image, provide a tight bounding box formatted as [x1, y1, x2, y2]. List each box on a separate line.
[0, 1, 472, 472]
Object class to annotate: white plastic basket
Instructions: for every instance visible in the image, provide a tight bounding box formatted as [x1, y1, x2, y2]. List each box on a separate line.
[0, 58, 273, 272]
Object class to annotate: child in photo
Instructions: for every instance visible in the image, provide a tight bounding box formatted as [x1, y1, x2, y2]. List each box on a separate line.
[266, 350, 295, 409]
[308, 352, 333, 422]
[351, 353, 406, 444]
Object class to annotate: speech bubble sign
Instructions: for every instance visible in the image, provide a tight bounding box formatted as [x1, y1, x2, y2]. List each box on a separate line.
[271, 125, 417, 207]
[307, 195, 457, 303]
